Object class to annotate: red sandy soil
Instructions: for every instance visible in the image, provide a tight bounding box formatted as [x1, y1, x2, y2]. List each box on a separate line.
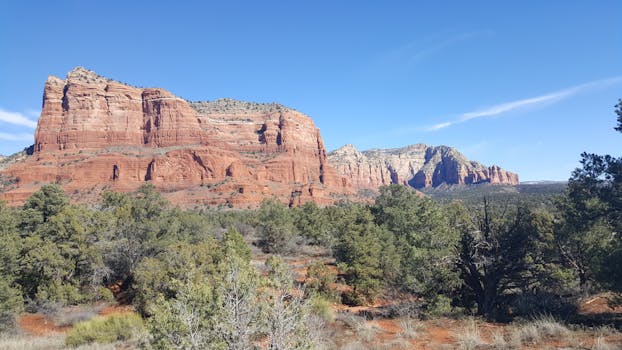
[18, 314, 71, 336]
[579, 293, 622, 314]
[334, 299, 389, 314]
[331, 292, 622, 349]
[421, 322, 456, 347]
[363, 318, 457, 349]
[18, 304, 137, 336]
[98, 304, 136, 317]
[360, 316, 622, 349]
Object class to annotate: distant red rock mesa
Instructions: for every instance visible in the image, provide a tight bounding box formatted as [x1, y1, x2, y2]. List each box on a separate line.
[328, 144, 518, 189]
[0, 67, 518, 207]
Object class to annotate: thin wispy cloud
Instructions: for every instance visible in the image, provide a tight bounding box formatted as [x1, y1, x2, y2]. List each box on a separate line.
[375, 30, 493, 72]
[426, 76, 622, 131]
[0, 132, 33, 141]
[0, 108, 38, 128]
[400, 30, 492, 65]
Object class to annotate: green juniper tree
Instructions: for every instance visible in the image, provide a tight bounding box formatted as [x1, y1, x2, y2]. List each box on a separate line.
[455, 200, 565, 320]
[256, 199, 297, 254]
[556, 99, 622, 293]
[373, 185, 460, 311]
[293, 201, 333, 247]
[0, 201, 22, 331]
[334, 204, 399, 305]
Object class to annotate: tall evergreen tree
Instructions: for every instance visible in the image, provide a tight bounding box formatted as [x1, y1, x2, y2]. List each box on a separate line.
[334, 204, 399, 305]
[373, 185, 459, 307]
[256, 199, 297, 254]
[456, 201, 552, 320]
[557, 99, 622, 293]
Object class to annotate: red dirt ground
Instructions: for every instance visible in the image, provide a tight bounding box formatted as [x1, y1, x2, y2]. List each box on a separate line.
[18, 314, 71, 336]
[18, 304, 137, 336]
[579, 293, 622, 314]
[98, 304, 136, 316]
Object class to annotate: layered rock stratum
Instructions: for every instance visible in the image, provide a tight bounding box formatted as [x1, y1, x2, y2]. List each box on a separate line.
[0, 67, 350, 207]
[328, 144, 518, 189]
[0, 67, 519, 207]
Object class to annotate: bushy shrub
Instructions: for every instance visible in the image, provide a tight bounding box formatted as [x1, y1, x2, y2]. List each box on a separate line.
[309, 294, 334, 321]
[341, 288, 372, 307]
[305, 262, 338, 301]
[65, 313, 144, 347]
[293, 201, 334, 247]
[0, 279, 23, 332]
[94, 287, 114, 303]
[34, 282, 85, 306]
[256, 199, 298, 253]
[422, 294, 453, 317]
[509, 293, 578, 319]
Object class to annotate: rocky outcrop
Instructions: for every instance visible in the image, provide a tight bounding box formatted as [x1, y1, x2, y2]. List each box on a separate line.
[1, 67, 351, 207]
[328, 144, 519, 189]
[326, 144, 395, 189]
[34, 68, 204, 152]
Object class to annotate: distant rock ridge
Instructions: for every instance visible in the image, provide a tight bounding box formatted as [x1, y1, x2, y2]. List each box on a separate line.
[328, 143, 519, 189]
[0, 67, 519, 207]
[0, 67, 350, 207]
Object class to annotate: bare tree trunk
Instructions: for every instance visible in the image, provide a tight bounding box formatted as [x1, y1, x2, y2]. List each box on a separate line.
[217, 260, 257, 350]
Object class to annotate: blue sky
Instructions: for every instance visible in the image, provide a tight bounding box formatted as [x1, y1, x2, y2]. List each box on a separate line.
[1, 1, 621, 181]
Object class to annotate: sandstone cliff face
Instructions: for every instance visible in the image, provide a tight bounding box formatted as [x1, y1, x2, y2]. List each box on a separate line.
[34, 68, 204, 152]
[1, 67, 350, 207]
[328, 144, 519, 189]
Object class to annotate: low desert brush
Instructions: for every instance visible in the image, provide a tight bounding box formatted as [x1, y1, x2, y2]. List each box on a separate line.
[65, 313, 144, 347]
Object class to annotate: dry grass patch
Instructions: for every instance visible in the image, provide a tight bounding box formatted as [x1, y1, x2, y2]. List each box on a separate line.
[509, 315, 570, 347]
[490, 330, 511, 350]
[341, 340, 370, 350]
[373, 338, 412, 349]
[453, 319, 485, 350]
[0, 334, 117, 350]
[592, 335, 618, 350]
[398, 317, 423, 339]
[530, 315, 570, 337]
[52, 304, 104, 327]
[355, 320, 379, 342]
[338, 313, 379, 341]
[0, 334, 65, 350]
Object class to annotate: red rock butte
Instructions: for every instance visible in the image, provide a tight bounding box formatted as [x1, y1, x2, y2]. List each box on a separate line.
[0, 67, 519, 207]
[0, 67, 351, 208]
